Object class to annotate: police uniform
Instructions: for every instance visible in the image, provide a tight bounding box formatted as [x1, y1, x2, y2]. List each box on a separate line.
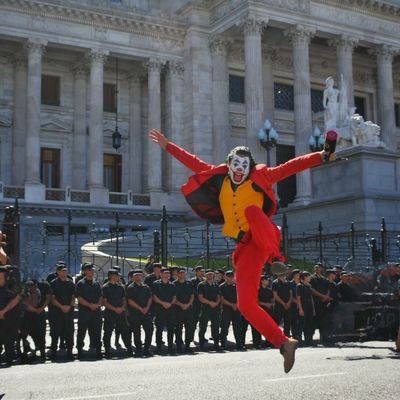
[190, 274, 203, 332]
[102, 274, 132, 357]
[252, 280, 275, 348]
[173, 274, 196, 352]
[310, 273, 328, 336]
[50, 275, 75, 359]
[289, 278, 300, 339]
[296, 282, 314, 346]
[20, 281, 46, 359]
[36, 279, 51, 358]
[126, 276, 153, 356]
[219, 276, 243, 349]
[198, 276, 220, 350]
[152, 278, 177, 353]
[272, 277, 292, 337]
[75, 268, 103, 358]
[0, 267, 20, 364]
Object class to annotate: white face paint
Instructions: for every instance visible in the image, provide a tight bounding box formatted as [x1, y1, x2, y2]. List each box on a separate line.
[228, 154, 250, 185]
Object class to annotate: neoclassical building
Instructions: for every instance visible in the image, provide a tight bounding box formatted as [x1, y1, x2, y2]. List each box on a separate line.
[0, 0, 399, 267]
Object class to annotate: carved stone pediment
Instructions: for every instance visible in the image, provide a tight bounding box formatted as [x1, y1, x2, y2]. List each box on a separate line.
[40, 120, 71, 133]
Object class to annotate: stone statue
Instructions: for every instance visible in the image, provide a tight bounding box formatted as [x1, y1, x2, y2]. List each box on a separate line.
[323, 76, 340, 130]
[323, 76, 386, 149]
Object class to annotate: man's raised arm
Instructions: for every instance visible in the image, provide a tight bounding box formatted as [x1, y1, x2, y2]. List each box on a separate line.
[148, 129, 214, 174]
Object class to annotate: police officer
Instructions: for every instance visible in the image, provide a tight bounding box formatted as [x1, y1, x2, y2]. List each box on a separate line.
[219, 271, 244, 350]
[75, 263, 103, 359]
[36, 279, 52, 361]
[169, 266, 178, 283]
[50, 263, 76, 360]
[0, 266, 21, 365]
[289, 269, 300, 340]
[152, 268, 177, 354]
[198, 269, 221, 351]
[272, 270, 293, 337]
[46, 261, 74, 283]
[173, 267, 196, 353]
[190, 265, 205, 335]
[215, 269, 225, 286]
[323, 269, 339, 344]
[253, 274, 275, 348]
[20, 280, 46, 361]
[126, 269, 153, 357]
[310, 263, 331, 340]
[143, 263, 162, 289]
[102, 269, 133, 358]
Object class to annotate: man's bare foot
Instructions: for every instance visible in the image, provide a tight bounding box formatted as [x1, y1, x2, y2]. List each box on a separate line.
[280, 338, 298, 373]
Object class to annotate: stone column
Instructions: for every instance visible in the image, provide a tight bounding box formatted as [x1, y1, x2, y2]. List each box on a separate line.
[146, 58, 163, 192]
[88, 49, 108, 190]
[243, 18, 268, 163]
[128, 69, 143, 193]
[328, 35, 358, 109]
[12, 54, 27, 186]
[209, 36, 231, 164]
[165, 61, 185, 192]
[285, 25, 315, 205]
[369, 45, 398, 150]
[263, 45, 277, 166]
[24, 39, 47, 185]
[72, 64, 87, 189]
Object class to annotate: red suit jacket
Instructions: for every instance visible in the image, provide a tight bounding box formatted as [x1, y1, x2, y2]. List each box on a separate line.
[166, 142, 322, 224]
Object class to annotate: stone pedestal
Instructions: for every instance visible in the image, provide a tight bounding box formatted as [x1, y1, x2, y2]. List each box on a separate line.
[276, 147, 400, 233]
[89, 186, 109, 207]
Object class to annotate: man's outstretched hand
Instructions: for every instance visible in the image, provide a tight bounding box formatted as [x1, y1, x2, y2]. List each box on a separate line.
[148, 129, 169, 150]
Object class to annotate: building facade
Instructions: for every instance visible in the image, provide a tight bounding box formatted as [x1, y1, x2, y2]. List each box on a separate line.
[0, 0, 399, 271]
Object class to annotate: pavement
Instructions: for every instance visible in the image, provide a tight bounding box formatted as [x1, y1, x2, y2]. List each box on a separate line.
[1, 338, 399, 400]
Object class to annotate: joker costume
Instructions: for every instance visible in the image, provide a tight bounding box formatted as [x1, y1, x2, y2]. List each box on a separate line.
[149, 129, 327, 372]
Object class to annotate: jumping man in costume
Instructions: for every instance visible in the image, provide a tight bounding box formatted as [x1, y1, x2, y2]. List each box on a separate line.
[149, 128, 336, 373]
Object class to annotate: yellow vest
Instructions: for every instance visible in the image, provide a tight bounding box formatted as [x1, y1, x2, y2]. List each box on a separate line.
[219, 176, 264, 239]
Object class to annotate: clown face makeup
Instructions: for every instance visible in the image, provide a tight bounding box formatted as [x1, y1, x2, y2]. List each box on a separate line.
[228, 154, 250, 185]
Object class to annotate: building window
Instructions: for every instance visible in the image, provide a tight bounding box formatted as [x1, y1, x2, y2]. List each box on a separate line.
[354, 96, 366, 118]
[41, 148, 60, 188]
[274, 83, 294, 111]
[229, 75, 245, 103]
[104, 83, 117, 112]
[41, 75, 60, 106]
[276, 144, 296, 208]
[395, 103, 400, 127]
[70, 226, 88, 235]
[46, 225, 64, 236]
[311, 89, 324, 113]
[104, 154, 122, 192]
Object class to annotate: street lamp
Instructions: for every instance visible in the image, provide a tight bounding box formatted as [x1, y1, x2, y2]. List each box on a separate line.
[257, 119, 278, 166]
[308, 126, 324, 151]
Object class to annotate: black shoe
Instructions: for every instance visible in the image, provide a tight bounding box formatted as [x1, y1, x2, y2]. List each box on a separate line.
[95, 350, 103, 360]
[184, 345, 194, 354]
[104, 350, 111, 359]
[168, 346, 176, 355]
[134, 351, 143, 358]
[50, 351, 57, 361]
[67, 351, 74, 361]
[176, 345, 184, 354]
[144, 349, 154, 357]
[236, 344, 247, 351]
[213, 344, 223, 352]
[77, 349, 84, 360]
[199, 343, 206, 351]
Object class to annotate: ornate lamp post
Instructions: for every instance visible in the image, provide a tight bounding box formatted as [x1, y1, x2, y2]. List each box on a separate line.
[257, 119, 278, 166]
[112, 58, 122, 151]
[308, 126, 324, 151]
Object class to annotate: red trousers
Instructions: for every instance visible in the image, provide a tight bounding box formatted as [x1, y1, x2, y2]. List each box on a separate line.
[233, 205, 287, 348]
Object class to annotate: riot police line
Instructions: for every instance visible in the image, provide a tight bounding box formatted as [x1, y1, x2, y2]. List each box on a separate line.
[1, 259, 399, 366]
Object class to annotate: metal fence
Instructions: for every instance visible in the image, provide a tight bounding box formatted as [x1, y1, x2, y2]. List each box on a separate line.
[2, 201, 400, 280]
